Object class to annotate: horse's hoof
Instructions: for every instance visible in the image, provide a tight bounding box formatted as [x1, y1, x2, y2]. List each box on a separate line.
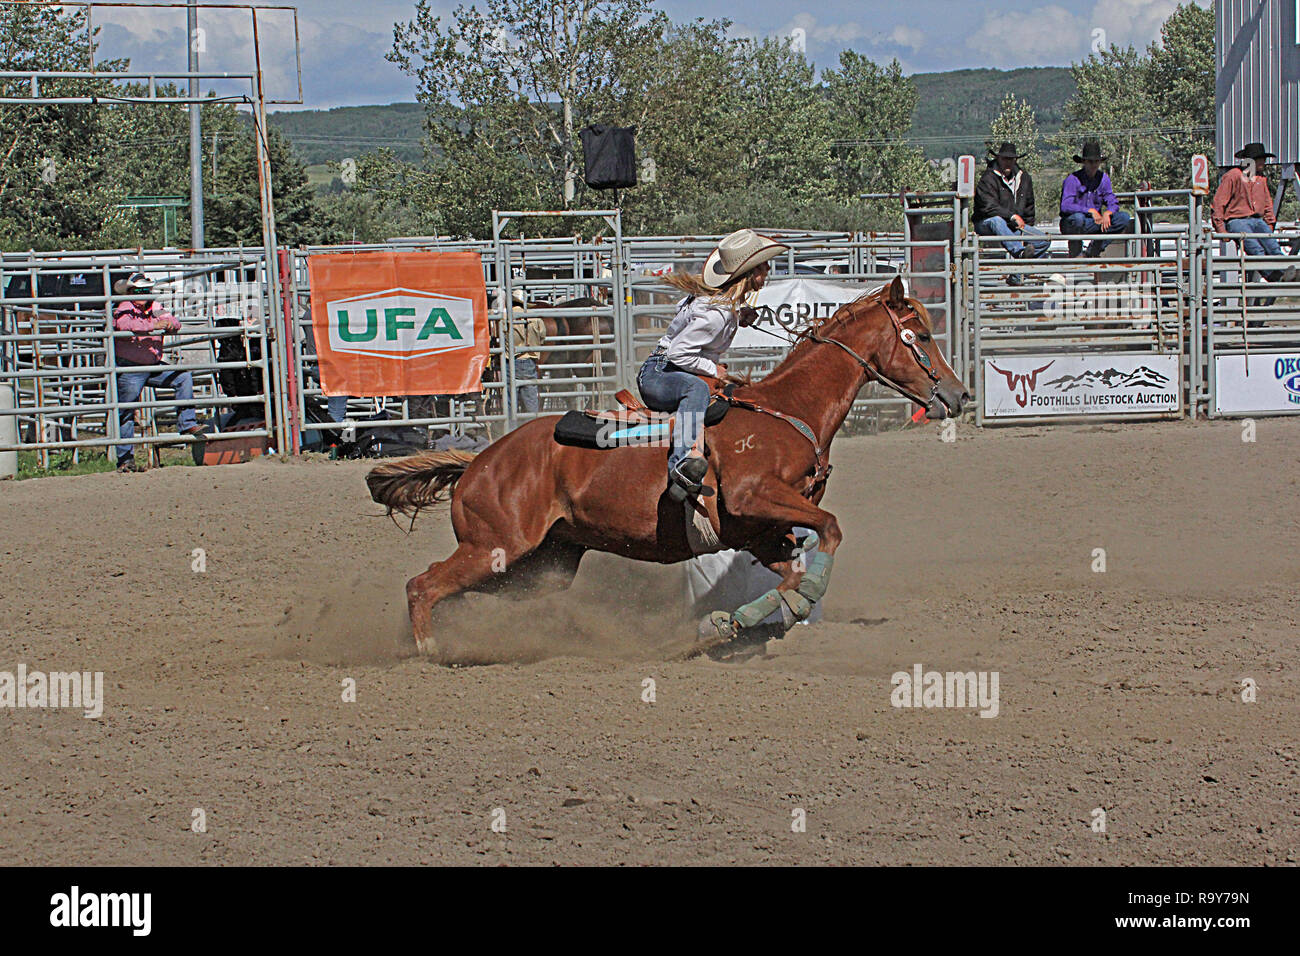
[698, 611, 738, 642]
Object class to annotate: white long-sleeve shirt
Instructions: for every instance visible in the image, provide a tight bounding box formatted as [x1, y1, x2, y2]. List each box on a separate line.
[657, 296, 738, 377]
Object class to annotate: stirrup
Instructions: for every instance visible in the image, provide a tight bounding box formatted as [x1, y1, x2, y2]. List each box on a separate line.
[667, 457, 714, 500]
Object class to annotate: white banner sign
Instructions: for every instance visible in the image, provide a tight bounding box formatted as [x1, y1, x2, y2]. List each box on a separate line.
[983, 353, 1181, 418]
[731, 277, 885, 349]
[1214, 352, 1300, 414]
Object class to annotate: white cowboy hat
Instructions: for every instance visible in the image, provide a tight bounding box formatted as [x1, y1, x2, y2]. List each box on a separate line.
[702, 229, 788, 289]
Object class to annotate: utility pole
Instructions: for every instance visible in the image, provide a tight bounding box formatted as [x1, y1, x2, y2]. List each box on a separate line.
[187, 0, 205, 248]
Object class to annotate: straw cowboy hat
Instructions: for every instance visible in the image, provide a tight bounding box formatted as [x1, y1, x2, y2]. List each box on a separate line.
[702, 229, 788, 289]
[113, 272, 154, 297]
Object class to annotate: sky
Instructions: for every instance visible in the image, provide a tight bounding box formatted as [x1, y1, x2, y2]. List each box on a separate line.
[88, 0, 1213, 111]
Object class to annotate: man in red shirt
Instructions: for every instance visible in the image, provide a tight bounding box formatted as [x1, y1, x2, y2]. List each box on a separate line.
[112, 273, 204, 472]
[1212, 142, 1297, 292]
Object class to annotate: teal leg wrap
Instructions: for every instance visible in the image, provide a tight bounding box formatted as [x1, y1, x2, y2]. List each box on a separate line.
[796, 548, 833, 603]
[780, 590, 812, 623]
[732, 587, 784, 630]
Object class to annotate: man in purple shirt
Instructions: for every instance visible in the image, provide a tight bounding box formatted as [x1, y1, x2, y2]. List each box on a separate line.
[1059, 141, 1133, 257]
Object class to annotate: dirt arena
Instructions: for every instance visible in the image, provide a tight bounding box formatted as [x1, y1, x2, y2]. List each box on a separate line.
[1, 417, 1297, 865]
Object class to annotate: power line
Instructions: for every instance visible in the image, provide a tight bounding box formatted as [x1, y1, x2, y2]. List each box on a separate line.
[835, 123, 1214, 149]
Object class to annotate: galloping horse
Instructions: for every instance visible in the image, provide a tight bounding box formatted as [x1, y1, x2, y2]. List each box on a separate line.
[368, 276, 968, 659]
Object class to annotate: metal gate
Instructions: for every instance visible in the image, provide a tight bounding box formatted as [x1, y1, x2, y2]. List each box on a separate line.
[1, 248, 280, 468]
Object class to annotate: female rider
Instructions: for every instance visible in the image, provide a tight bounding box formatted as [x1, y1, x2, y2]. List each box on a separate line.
[637, 228, 787, 494]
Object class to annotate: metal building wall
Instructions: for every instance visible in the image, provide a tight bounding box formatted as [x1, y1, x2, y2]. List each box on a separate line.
[1216, 0, 1300, 165]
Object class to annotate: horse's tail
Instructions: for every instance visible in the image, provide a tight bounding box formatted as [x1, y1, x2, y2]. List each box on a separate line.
[366, 450, 478, 518]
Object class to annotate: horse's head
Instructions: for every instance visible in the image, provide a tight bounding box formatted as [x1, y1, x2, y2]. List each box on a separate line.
[829, 275, 969, 420]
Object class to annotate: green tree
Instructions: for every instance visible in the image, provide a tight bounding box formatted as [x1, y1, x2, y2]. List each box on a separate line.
[605, 17, 747, 235]
[1146, 2, 1214, 185]
[389, 0, 664, 219]
[0, 4, 135, 249]
[1055, 3, 1213, 193]
[988, 92, 1042, 173]
[824, 52, 937, 201]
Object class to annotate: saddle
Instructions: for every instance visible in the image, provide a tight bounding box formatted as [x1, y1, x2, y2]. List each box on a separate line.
[553, 388, 731, 449]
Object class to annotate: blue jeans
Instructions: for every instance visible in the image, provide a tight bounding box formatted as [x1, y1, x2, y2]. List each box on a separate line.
[637, 352, 709, 472]
[1060, 210, 1133, 255]
[326, 395, 349, 422]
[514, 357, 539, 414]
[115, 360, 197, 463]
[975, 216, 1051, 258]
[1227, 217, 1286, 282]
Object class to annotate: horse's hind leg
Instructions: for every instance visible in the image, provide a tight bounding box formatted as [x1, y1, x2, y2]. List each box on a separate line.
[469, 537, 585, 598]
[406, 544, 502, 658]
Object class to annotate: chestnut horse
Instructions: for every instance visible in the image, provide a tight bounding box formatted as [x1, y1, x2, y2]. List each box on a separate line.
[368, 276, 968, 659]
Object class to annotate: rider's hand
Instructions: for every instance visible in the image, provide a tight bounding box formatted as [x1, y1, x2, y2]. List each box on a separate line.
[737, 305, 759, 327]
[715, 363, 729, 380]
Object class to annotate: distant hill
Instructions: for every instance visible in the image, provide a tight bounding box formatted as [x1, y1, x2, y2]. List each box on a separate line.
[909, 66, 1077, 159]
[268, 103, 426, 165]
[268, 66, 1078, 168]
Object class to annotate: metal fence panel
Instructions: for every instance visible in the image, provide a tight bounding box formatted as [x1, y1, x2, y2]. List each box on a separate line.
[1, 249, 280, 466]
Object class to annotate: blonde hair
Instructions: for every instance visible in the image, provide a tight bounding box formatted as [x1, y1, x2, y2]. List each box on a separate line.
[663, 264, 766, 308]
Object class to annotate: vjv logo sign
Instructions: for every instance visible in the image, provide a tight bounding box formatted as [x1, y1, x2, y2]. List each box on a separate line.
[327, 288, 475, 360]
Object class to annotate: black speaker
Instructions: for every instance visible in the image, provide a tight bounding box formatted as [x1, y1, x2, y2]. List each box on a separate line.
[580, 124, 637, 190]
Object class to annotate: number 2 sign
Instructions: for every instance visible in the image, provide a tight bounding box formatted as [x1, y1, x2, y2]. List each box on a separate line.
[1191, 154, 1209, 195]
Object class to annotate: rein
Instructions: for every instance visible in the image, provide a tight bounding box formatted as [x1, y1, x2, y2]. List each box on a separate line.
[729, 297, 944, 495]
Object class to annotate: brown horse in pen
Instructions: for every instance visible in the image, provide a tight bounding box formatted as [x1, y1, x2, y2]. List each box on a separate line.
[368, 276, 968, 660]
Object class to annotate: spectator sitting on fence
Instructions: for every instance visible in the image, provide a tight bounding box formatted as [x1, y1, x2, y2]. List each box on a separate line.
[1212, 142, 1298, 299]
[1059, 140, 1133, 258]
[111, 272, 204, 473]
[974, 142, 1050, 285]
[509, 290, 546, 415]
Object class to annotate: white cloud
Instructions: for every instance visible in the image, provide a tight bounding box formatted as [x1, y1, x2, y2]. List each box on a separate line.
[967, 6, 1084, 66]
[890, 25, 925, 53]
[966, 0, 1212, 66]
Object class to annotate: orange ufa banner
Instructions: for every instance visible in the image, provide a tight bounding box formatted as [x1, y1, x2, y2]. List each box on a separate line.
[307, 250, 489, 396]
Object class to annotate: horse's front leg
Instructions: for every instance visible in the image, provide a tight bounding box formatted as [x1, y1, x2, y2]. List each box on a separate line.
[698, 478, 842, 645]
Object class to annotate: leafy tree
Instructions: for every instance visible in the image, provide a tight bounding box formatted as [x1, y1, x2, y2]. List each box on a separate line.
[605, 16, 748, 235]
[988, 92, 1042, 173]
[389, 0, 664, 218]
[1055, 3, 1213, 193]
[824, 52, 937, 200]
[0, 4, 134, 249]
[1146, 2, 1214, 184]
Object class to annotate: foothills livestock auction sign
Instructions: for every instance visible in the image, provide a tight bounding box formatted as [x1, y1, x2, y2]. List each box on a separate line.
[1214, 352, 1300, 414]
[730, 277, 882, 348]
[983, 354, 1181, 418]
[308, 250, 488, 396]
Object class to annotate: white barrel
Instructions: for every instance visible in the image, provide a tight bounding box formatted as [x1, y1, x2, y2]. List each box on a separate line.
[0, 381, 16, 479]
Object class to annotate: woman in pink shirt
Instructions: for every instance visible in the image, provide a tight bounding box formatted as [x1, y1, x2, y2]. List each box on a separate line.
[112, 273, 204, 472]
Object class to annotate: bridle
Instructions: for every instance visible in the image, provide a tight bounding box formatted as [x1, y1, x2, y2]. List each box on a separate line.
[723, 294, 950, 500]
[796, 299, 946, 412]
